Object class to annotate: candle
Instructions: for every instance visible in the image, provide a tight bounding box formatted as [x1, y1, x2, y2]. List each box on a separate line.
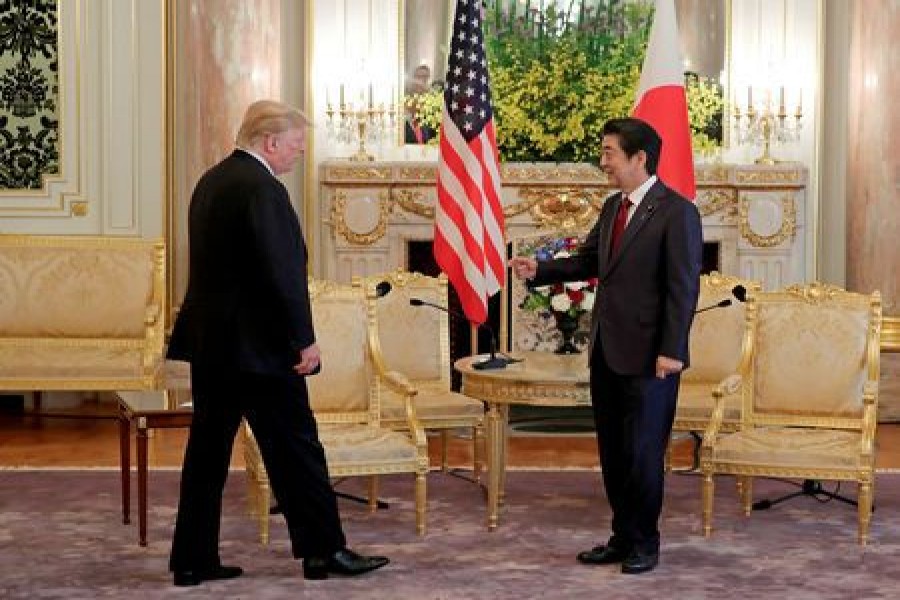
[779, 86, 785, 110]
[325, 86, 330, 107]
[339, 84, 345, 106]
[748, 86, 753, 108]
[368, 83, 373, 108]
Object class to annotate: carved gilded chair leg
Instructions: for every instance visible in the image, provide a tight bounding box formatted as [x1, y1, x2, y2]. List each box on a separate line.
[440, 430, 450, 472]
[415, 471, 426, 536]
[702, 471, 714, 538]
[473, 425, 483, 483]
[858, 479, 873, 546]
[739, 476, 753, 516]
[368, 476, 379, 513]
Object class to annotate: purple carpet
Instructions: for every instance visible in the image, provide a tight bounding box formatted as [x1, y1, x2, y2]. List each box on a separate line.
[0, 468, 898, 599]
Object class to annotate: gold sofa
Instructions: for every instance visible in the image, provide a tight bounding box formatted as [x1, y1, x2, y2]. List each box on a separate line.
[366, 271, 485, 476]
[701, 283, 882, 545]
[242, 279, 429, 543]
[0, 235, 165, 396]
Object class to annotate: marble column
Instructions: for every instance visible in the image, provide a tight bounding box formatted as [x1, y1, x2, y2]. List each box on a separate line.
[846, 0, 899, 418]
[171, 0, 283, 306]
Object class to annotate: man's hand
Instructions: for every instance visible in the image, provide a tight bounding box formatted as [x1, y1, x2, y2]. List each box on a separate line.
[655, 355, 683, 379]
[294, 343, 321, 376]
[509, 257, 538, 280]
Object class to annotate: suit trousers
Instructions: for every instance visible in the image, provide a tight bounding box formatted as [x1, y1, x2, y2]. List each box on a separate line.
[169, 366, 346, 571]
[589, 347, 679, 554]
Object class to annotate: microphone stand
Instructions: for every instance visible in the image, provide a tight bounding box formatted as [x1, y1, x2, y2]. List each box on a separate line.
[409, 298, 519, 370]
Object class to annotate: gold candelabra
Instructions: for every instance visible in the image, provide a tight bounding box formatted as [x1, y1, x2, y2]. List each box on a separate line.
[326, 84, 397, 162]
[733, 86, 803, 164]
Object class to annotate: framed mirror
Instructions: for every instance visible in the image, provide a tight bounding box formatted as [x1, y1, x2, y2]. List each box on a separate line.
[399, 0, 729, 152]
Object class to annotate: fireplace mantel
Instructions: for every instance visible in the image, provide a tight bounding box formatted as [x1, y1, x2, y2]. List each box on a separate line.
[318, 161, 807, 290]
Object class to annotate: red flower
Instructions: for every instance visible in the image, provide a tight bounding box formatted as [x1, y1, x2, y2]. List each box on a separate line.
[568, 289, 585, 304]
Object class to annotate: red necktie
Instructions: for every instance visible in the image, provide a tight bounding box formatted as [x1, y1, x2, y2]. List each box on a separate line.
[609, 196, 632, 256]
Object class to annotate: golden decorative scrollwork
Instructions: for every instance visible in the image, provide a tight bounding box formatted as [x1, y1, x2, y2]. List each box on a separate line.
[70, 201, 88, 217]
[392, 189, 434, 218]
[738, 193, 797, 247]
[696, 188, 737, 217]
[323, 165, 392, 182]
[782, 282, 863, 305]
[329, 191, 391, 246]
[500, 163, 606, 184]
[735, 168, 804, 185]
[514, 187, 605, 231]
[397, 166, 436, 182]
[695, 165, 729, 184]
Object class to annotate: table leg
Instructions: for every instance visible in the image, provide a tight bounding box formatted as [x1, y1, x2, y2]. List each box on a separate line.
[119, 413, 131, 525]
[498, 404, 510, 506]
[486, 401, 506, 530]
[137, 418, 149, 547]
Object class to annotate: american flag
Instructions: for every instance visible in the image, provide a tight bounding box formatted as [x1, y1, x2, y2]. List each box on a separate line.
[433, 0, 505, 325]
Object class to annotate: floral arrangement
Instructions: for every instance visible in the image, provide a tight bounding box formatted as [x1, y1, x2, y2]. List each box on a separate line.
[408, 1, 724, 161]
[519, 236, 598, 319]
[403, 88, 443, 137]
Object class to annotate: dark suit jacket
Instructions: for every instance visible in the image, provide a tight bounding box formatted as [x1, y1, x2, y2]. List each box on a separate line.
[532, 179, 703, 376]
[167, 149, 314, 375]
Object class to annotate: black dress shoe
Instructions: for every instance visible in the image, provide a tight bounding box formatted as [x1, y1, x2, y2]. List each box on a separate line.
[173, 564, 243, 587]
[303, 548, 390, 580]
[577, 544, 630, 565]
[621, 551, 659, 574]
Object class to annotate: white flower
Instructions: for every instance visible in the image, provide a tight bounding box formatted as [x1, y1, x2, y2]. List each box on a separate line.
[565, 281, 587, 291]
[580, 291, 595, 311]
[553, 250, 571, 259]
[550, 293, 572, 312]
[534, 285, 552, 294]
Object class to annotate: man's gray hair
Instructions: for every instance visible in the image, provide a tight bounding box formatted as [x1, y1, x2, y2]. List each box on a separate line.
[235, 100, 310, 147]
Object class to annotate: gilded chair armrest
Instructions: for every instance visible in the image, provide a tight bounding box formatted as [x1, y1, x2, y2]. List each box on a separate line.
[860, 381, 879, 459]
[145, 303, 161, 326]
[381, 370, 427, 449]
[701, 373, 743, 450]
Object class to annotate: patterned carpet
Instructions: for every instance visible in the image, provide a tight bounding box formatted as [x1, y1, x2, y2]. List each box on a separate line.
[1, 468, 898, 599]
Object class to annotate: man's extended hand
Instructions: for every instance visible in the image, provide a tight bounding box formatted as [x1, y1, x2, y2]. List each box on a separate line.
[655, 355, 683, 379]
[509, 257, 538, 280]
[294, 343, 321, 376]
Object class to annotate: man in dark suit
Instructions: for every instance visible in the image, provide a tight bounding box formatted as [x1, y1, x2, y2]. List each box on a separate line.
[510, 118, 702, 574]
[167, 100, 389, 586]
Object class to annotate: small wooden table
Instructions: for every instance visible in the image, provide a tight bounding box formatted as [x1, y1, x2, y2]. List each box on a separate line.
[455, 351, 591, 530]
[116, 390, 193, 546]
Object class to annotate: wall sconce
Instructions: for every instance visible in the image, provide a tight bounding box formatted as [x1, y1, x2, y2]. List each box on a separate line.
[733, 86, 803, 164]
[325, 82, 397, 162]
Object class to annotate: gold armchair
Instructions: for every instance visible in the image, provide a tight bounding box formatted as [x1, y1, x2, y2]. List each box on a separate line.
[365, 271, 485, 476]
[669, 273, 761, 466]
[701, 283, 882, 545]
[243, 279, 429, 544]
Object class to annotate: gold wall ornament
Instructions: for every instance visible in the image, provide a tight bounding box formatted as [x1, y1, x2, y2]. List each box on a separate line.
[516, 187, 605, 231]
[499, 163, 607, 185]
[695, 165, 729, 184]
[696, 188, 737, 218]
[329, 191, 391, 246]
[734, 168, 805, 186]
[397, 166, 436, 182]
[69, 201, 88, 217]
[392, 188, 434, 218]
[738, 193, 797, 248]
[322, 164, 393, 182]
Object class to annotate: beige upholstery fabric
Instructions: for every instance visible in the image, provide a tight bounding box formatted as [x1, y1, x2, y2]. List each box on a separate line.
[700, 283, 883, 545]
[319, 424, 421, 465]
[0, 236, 165, 392]
[672, 273, 760, 437]
[711, 427, 863, 469]
[381, 385, 485, 421]
[752, 303, 868, 417]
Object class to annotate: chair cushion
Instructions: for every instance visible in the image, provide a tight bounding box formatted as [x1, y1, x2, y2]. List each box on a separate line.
[381, 384, 484, 422]
[676, 382, 741, 422]
[319, 424, 419, 467]
[711, 427, 865, 470]
[0, 340, 148, 383]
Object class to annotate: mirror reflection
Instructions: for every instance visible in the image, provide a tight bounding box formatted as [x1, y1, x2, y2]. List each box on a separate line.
[401, 0, 727, 148]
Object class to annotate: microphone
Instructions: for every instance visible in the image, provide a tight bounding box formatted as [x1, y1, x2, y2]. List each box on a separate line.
[409, 298, 517, 370]
[732, 284, 747, 303]
[374, 281, 392, 298]
[695, 298, 732, 314]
